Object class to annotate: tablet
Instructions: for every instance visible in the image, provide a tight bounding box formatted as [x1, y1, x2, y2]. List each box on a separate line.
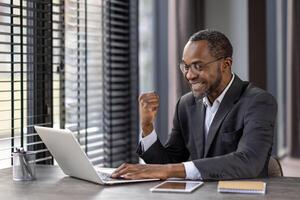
[150, 181, 203, 193]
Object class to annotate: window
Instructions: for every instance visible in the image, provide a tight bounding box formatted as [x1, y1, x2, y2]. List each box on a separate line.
[64, 0, 139, 167]
[0, 0, 63, 168]
[0, 0, 139, 169]
[64, 0, 104, 165]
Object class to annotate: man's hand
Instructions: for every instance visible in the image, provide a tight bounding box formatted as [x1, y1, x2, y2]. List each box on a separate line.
[139, 92, 159, 137]
[111, 163, 186, 180]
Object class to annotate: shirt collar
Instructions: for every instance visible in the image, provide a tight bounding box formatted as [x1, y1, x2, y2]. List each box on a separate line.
[203, 73, 235, 107]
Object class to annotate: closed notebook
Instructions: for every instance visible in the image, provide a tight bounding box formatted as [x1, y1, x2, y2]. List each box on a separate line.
[218, 181, 266, 194]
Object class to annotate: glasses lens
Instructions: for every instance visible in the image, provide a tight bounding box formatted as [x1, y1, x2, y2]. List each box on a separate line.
[193, 63, 203, 71]
[179, 62, 186, 73]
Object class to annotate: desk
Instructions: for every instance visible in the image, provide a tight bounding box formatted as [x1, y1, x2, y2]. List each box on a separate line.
[0, 165, 299, 200]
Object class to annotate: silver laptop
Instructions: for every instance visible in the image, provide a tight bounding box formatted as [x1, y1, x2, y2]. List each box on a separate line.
[34, 126, 159, 185]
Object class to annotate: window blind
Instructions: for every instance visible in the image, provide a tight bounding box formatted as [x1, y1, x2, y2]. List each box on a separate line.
[0, 0, 63, 168]
[65, 0, 104, 165]
[0, 0, 138, 169]
[103, 0, 139, 167]
[64, 0, 139, 167]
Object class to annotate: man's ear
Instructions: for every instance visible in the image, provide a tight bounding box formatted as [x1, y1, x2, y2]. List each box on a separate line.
[222, 57, 232, 72]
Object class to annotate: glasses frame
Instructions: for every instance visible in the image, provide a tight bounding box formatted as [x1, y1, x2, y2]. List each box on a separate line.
[178, 57, 225, 74]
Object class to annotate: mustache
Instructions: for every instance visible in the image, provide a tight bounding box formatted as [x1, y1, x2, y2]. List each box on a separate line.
[189, 80, 206, 85]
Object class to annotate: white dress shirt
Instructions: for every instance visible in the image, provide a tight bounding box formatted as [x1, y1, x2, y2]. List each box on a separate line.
[202, 73, 235, 139]
[140, 73, 235, 180]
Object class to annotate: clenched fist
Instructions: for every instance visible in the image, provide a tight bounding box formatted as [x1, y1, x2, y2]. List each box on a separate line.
[139, 92, 159, 137]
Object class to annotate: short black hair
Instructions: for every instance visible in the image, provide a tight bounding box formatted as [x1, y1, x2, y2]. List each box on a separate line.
[189, 30, 233, 58]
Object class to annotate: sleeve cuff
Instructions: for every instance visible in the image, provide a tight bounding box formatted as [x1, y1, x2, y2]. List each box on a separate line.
[140, 129, 157, 152]
[183, 161, 202, 180]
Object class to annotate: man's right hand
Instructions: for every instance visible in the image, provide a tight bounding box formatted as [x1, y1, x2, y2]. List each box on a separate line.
[139, 92, 159, 137]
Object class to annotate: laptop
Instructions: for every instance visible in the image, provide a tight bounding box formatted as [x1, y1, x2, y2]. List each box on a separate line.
[34, 126, 159, 185]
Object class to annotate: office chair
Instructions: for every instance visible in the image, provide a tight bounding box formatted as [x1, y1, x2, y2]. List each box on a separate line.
[268, 156, 283, 177]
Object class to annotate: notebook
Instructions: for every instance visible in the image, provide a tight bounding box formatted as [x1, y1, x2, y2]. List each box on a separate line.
[218, 181, 266, 194]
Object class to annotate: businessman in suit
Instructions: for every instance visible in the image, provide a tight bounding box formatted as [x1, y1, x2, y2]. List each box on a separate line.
[112, 30, 277, 181]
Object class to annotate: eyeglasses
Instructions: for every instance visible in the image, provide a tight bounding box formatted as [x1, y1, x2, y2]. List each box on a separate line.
[178, 57, 224, 74]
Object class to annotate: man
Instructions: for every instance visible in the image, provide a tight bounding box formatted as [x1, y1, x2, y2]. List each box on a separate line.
[112, 30, 277, 181]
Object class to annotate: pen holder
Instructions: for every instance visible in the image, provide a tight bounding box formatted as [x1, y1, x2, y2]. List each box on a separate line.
[12, 151, 36, 181]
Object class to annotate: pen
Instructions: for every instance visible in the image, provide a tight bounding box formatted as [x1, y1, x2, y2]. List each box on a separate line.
[16, 148, 26, 178]
[16, 148, 34, 180]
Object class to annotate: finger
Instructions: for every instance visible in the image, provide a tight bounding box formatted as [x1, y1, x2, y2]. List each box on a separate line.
[113, 166, 131, 178]
[112, 164, 141, 178]
[123, 172, 147, 180]
[140, 91, 157, 97]
[139, 97, 159, 106]
[141, 101, 159, 109]
[140, 100, 159, 108]
[139, 93, 159, 101]
[142, 104, 159, 112]
[144, 93, 159, 99]
[142, 104, 159, 111]
[142, 102, 159, 109]
[141, 97, 159, 104]
[112, 168, 128, 178]
[139, 92, 155, 101]
[111, 163, 128, 176]
[143, 98, 159, 104]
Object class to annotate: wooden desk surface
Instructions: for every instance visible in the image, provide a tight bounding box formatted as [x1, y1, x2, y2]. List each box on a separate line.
[0, 165, 299, 200]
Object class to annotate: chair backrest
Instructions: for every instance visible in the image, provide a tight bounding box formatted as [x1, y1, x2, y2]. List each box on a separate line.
[268, 156, 283, 177]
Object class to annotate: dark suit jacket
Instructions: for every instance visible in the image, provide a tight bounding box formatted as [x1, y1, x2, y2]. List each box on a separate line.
[139, 75, 277, 181]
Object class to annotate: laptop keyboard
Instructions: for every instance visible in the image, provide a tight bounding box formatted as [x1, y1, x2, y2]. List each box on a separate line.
[97, 171, 127, 182]
[97, 171, 113, 181]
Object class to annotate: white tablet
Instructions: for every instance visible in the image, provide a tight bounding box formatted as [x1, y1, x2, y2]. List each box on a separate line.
[150, 181, 203, 193]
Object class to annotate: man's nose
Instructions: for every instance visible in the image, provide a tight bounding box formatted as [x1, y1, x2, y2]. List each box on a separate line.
[185, 67, 197, 80]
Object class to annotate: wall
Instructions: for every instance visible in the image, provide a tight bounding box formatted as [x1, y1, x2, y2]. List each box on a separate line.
[204, 0, 249, 80]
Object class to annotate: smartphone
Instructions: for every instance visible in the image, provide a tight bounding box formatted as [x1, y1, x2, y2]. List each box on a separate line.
[150, 181, 203, 193]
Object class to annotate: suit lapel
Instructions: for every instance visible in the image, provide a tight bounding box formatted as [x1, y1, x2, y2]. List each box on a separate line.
[189, 101, 206, 158]
[204, 75, 246, 157]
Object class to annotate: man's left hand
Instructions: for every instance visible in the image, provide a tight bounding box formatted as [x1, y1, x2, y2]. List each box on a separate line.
[111, 163, 186, 180]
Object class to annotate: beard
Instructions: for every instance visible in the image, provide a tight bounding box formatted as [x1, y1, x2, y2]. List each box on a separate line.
[192, 67, 222, 102]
